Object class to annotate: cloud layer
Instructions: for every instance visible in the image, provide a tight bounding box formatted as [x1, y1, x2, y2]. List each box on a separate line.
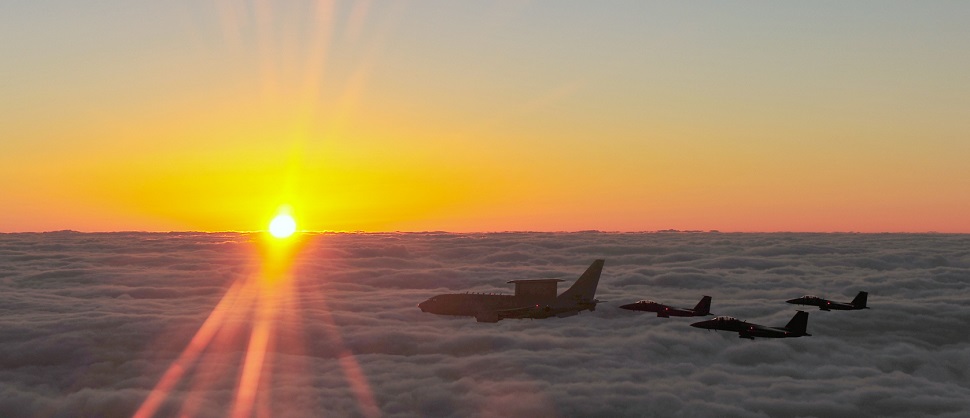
[1, 232, 969, 417]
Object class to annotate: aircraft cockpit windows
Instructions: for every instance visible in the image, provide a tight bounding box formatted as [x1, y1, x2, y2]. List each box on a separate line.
[637, 300, 654, 304]
[714, 316, 737, 321]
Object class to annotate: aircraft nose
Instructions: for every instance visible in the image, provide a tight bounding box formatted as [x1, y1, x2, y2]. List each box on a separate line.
[785, 298, 798, 304]
[618, 303, 636, 310]
[418, 301, 428, 312]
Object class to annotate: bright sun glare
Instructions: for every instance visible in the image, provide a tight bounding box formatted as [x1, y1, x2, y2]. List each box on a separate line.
[269, 213, 297, 238]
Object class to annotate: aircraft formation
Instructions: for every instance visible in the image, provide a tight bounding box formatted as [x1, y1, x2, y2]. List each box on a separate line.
[418, 260, 869, 340]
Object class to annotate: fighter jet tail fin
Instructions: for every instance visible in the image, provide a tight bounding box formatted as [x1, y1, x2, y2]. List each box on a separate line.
[693, 296, 712, 315]
[785, 311, 810, 335]
[557, 259, 604, 303]
[851, 291, 868, 309]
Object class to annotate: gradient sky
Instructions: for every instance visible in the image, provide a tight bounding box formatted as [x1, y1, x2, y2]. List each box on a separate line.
[2, 1, 969, 233]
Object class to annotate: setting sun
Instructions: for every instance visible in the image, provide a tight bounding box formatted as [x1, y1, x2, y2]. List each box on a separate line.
[269, 213, 297, 238]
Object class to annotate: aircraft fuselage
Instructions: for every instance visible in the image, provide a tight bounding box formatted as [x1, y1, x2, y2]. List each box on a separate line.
[619, 301, 701, 317]
[418, 259, 604, 323]
[691, 312, 811, 340]
[786, 292, 869, 311]
[419, 293, 547, 317]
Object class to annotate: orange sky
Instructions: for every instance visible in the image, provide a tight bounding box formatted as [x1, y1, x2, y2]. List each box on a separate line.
[2, 1, 969, 233]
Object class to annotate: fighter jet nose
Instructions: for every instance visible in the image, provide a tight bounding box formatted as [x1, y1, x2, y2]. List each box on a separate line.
[785, 299, 798, 304]
[618, 304, 635, 310]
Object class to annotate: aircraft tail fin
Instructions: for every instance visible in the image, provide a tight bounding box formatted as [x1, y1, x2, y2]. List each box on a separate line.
[851, 291, 868, 308]
[693, 296, 712, 315]
[785, 311, 810, 335]
[557, 259, 604, 304]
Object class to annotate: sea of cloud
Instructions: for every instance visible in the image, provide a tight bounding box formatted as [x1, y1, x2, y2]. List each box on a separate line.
[1, 231, 968, 417]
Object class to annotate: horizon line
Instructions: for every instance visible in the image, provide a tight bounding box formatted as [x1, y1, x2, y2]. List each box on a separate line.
[2, 229, 966, 235]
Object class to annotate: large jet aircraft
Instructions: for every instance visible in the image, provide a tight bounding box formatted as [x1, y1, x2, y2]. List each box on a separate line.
[619, 296, 712, 318]
[787, 291, 869, 311]
[690, 311, 811, 340]
[418, 259, 604, 323]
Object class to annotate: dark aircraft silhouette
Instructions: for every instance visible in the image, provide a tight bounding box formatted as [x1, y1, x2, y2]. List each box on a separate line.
[418, 260, 604, 323]
[690, 311, 811, 340]
[787, 291, 869, 311]
[619, 296, 712, 318]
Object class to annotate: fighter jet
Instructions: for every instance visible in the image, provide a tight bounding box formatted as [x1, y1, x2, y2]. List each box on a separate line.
[690, 311, 811, 340]
[787, 291, 869, 311]
[418, 259, 604, 323]
[619, 296, 712, 318]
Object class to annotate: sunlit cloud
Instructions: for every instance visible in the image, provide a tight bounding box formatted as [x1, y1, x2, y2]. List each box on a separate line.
[3, 232, 969, 416]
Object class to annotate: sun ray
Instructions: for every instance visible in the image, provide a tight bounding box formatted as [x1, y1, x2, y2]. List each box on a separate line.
[133, 279, 248, 418]
[231, 307, 274, 418]
[338, 351, 381, 418]
[130, 0, 394, 411]
[302, 275, 381, 418]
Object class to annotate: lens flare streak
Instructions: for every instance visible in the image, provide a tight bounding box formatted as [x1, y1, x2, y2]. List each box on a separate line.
[339, 351, 381, 418]
[134, 0, 393, 414]
[133, 280, 246, 418]
[231, 311, 273, 418]
[134, 234, 380, 417]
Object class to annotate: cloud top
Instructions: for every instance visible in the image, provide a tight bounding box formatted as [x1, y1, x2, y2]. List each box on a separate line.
[1, 232, 968, 417]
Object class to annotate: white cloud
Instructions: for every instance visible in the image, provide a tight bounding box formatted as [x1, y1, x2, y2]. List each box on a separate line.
[1, 232, 968, 417]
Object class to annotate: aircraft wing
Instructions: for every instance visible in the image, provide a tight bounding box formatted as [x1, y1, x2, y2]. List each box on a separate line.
[495, 304, 555, 320]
